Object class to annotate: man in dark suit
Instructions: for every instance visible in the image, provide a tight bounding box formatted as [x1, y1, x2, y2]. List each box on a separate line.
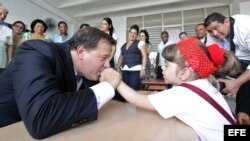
[0, 27, 121, 139]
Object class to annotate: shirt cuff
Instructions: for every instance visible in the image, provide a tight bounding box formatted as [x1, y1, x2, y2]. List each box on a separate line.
[90, 82, 115, 109]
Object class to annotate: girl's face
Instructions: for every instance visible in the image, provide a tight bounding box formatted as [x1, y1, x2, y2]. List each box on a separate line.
[139, 32, 146, 41]
[161, 60, 183, 85]
[101, 20, 110, 32]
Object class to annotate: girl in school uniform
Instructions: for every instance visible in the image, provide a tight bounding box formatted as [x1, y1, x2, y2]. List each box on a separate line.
[100, 38, 241, 141]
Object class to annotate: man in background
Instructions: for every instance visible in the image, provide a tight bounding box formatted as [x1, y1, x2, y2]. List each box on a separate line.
[157, 31, 173, 79]
[195, 23, 220, 46]
[52, 21, 71, 43]
[204, 12, 250, 125]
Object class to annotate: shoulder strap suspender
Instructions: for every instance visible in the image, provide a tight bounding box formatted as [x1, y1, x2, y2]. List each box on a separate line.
[180, 83, 236, 125]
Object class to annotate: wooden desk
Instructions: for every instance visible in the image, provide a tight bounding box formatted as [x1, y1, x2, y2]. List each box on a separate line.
[141, 78, 169, 91]
[0, 100, 199, 141]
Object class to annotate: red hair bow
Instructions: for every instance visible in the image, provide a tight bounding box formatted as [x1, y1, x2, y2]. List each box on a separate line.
[177, 38, 217, 78]
[207, 44, 225, 67]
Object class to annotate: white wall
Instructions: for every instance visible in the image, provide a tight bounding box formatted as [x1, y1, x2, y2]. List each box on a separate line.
[1, 0, 77, 36]
[240, 1, 250, 14]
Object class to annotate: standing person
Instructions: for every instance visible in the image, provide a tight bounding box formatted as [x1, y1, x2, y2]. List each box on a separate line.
[204, 13, 250, 124]
[140, 29, 152, 80]
[0, 27, 120, 139]
[195, 23, 219, 46]
[195, 23, 207, 44]
[0, 5, 13, 74]
[157, 31, 173, 79]
[116, 24, 147, 90]
[52, 21, 71, 43]
[11, 21, 25, 55]
[101, 17, 117, 68]
[101, 38, 241, 141]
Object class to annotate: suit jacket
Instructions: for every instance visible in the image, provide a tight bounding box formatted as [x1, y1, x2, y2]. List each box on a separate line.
[0, 40, 98, 139]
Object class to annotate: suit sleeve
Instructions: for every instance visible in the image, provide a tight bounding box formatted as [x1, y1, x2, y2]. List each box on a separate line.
[11, 41, 98, 139]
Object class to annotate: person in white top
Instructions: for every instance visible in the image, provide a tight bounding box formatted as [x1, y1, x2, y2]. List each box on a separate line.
[139, 29, 153, 80]
[157, 31, 173, 79]
[0, 5, 13, 74]
[100, 38, 241, 141]
[52, 21, 71, 43]
[205, 13, 250, 125]
[101, 17, 117, 68]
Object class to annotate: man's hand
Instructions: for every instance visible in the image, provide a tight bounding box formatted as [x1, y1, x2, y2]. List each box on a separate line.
[218, 78, 240, 97]
[237, 112, 250, 125]
[100, 68, 121, 89]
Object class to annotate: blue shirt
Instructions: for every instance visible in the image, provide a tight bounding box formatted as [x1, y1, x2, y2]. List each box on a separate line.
[52, 33, 71, 43]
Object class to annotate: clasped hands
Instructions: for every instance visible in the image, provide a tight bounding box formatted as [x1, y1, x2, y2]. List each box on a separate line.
[99, 68, 121, 89]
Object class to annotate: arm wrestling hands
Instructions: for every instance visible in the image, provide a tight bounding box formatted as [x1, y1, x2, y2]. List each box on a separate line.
[100, 68, 121, 89]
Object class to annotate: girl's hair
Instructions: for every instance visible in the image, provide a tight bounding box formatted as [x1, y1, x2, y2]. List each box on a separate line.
[162, 40, 241, 79]
[102, 17, 115, 37]
[140, 30, 150, 44]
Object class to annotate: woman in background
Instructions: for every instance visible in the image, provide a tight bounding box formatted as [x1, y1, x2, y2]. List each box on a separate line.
[116, 24, 147, 90]
[11, 21, 25, 55]
[140, 30, 152, 80]
[101, 17, 117, 68]
[20, 19, 51, 44]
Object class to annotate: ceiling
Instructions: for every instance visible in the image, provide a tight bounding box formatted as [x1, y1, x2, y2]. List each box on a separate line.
[28, 0, 239, 23]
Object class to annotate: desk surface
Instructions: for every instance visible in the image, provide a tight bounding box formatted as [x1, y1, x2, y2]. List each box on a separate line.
[141, 78, 166, 85]
[141, 79, 169, 91]
[0, 100, 199, 141]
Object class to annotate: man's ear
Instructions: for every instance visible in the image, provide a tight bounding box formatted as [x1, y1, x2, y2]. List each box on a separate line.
[224, 17, 230, 26]
[76, 45, 86, 59]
